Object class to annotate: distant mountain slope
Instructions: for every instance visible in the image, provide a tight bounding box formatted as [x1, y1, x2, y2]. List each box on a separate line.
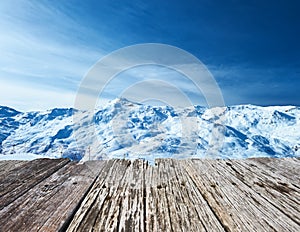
[0, 99, 299, 162]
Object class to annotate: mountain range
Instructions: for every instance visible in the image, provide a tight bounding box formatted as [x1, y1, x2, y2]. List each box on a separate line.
[1, 98, 299, 163]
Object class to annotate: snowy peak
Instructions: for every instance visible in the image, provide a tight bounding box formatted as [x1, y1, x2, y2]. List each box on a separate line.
[47, 108, 76, 119]
[0, 102, 299, 162]
[0, 106, 21, 118]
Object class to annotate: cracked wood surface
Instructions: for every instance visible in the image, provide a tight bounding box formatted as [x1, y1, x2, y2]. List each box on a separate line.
[0, 157, 299, 231]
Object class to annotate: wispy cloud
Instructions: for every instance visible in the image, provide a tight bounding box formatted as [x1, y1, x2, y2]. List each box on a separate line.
[0, 79, 75, 111]
[0, 0, 106, 110]
[77, 64, 216, 109]
[1, 0, 298, 110]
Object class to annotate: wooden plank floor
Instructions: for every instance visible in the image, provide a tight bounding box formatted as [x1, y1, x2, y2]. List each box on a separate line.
[0, 158, 299, 231]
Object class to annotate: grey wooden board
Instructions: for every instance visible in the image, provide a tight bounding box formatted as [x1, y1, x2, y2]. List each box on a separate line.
[0, 158, 70, 210]
[0, 160, 106, 232]
[143, 159, 225, 232]
[221, 158, 300, 225]
[183, 159, 300, 231]
[0, 158, 299, 232]
[249, 157, 300, 185]
[66, 159, 135, 232]
[0, 160, 28, 176]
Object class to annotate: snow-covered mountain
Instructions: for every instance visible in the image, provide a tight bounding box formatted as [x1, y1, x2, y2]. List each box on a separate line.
[1, 98, 300, 163]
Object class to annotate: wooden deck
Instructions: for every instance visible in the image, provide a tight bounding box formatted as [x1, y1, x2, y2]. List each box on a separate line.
[0, 157, 299, 231]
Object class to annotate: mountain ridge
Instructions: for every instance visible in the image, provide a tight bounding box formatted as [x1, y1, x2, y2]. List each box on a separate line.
[0, 99, 299, 162]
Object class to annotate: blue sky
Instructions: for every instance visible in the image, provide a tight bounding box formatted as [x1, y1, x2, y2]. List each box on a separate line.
[0, 0, 299, 110]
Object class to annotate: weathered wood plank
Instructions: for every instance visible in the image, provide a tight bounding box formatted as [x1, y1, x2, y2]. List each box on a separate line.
[84, 159, 145, 232]
[183, 159, 300, 231]
[0, 158, 70, 210]
[221, 158, 300, 225]
[0, 160, 28, 176]
[146, 159, 225, 232]
[38, 160, 106, 231]
[111, 159, 146, 232]
[0, 160, 104, 232]
[249, 157, 300, 185]
[147, 159, 173, 231]
[173, 159, 226, 231]
[66, 159, 126, 231]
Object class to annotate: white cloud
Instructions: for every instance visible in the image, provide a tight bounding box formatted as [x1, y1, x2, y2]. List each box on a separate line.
[0, 1, 112, 110]
[0, 2, 226, 110]
[120, 79, 203, 108]
[0, 79, 76, 111]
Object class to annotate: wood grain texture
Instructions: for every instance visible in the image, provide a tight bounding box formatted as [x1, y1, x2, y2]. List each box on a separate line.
[183, 159, 300, 231]
[144, 159, 225, 232]
[0, 160, 28, 176]
[0, 160, 106, 232]
[0, 158, 70, 210]
[0, 158, 299, 232]
[220, 158, 300, 225]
